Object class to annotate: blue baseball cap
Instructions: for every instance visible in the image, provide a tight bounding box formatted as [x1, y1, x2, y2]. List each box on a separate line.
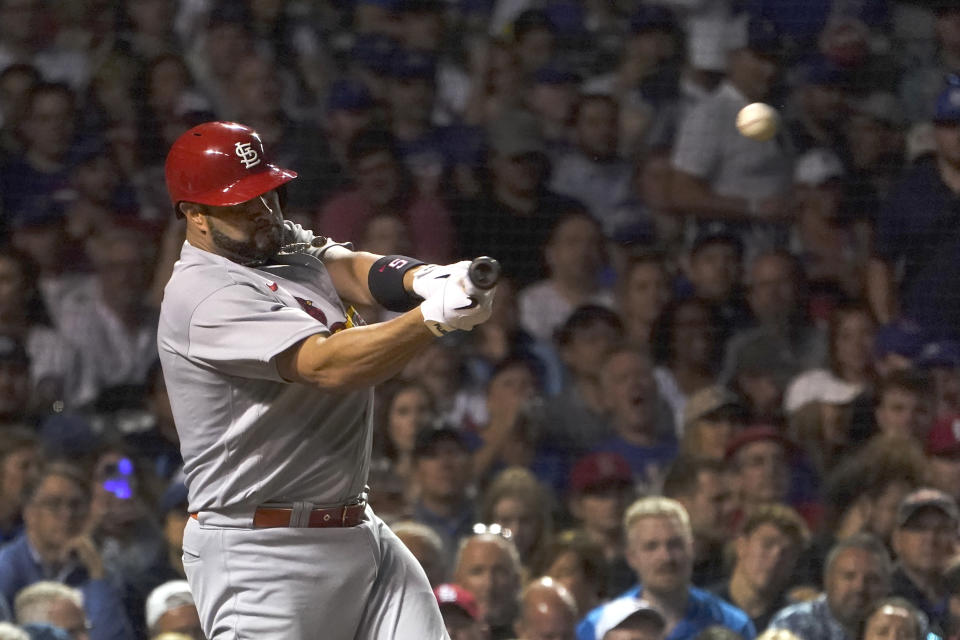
[630, 4, 678, 34]
[725, 14, 782, 57]
[918, 341, 960, 369]
[350, 34, 399, 74]
[160, 481, 189, 515]
[934, 80, 960, 125]
[875, 321, 926, 359]
[387, 48, 437, 80]
[327, 79, 375, 112]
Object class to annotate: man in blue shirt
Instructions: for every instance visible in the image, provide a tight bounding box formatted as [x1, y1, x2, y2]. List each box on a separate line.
[767, 533, 892, 640]
[0, 464, 133, 640]
[577, 496, 755, 640]
[868, 82, 960, 341]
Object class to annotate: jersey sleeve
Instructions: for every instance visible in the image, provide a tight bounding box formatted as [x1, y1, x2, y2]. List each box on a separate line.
[187, 283, 327, 381]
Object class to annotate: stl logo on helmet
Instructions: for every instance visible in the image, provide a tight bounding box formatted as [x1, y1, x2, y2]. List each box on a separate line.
[235, 141, 261, 169]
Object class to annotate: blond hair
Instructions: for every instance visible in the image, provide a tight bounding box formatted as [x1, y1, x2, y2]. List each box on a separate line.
[623, 496, 691, 537]
[14, 581, 83, 626]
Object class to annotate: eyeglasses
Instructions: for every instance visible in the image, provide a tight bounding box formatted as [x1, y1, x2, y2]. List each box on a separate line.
[33, 497, 88, 515]
[472, 522, 513, 540]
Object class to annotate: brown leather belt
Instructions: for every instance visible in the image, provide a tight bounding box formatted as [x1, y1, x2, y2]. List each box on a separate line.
[190, 501, 366, 528]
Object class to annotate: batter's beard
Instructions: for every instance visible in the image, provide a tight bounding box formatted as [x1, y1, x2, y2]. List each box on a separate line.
[208, 219, 283, 266]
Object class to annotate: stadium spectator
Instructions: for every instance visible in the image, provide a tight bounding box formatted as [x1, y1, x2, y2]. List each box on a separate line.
[924, 414, 960, 503]
[514, 577, 578, 640]
[122, 362, 181, 483]
[593, 597, 667, 640]
[790, 149, 865, 301]
[768, 533, 892, 640]
[434, 582, 487, 640]
[519, 212, 610, 343]
[0, 429, 38, 545]
[874, 322, 926, 378]
[784, 56, 850, 157]
[576, 497, 755, 640]
[873, 370, 933, 442]
[536, 530, 607, 616]
[453, 532, 522, 640]
[869, 82, 960, 341]
[479, 468, 554, 571]
[899, 6, 960, 124]
[616, 253, 671, 350]
[669, 14, 792, 252]
[662, 458, 738, 586]
[567, 453, 636, 597]
[143, 581, 201, 640]
[678, 386, 746, 460]
[523, 62, 579, 157]
[651, 298, 722, 432]
[0, 83, 76, 220]
[679, 224, 748, 342]
[59, 226, 158, 406]
[709, 504, 810, 630]
[725, 427, 793, 512]
[543, 306, 624, 454]
[917, 341, 960, 420]
[154, 482, 187, 584]
[13, 582, 89, 640]
[0, 463, 133, 640]
[0, 63, 40, 159]
[859, 596, 926, 640]
[411, 427, 477, 556]
[393, 521, 449, 588]
[455, 109, 585, 287]
[511, 11, 558, 76]
[592, 348, 677, 492]
[0, 336, 33, 427]
[317, 128, 454, 264]
[889, 489, 959, 634]
[550, 94, 646, 237]
[785, 369, 862, 475]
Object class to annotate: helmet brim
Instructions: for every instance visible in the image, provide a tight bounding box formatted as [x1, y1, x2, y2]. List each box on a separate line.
[183, 164, 298, 208]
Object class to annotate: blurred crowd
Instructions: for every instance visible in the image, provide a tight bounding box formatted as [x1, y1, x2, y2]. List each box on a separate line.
[1, 0, 960, 639]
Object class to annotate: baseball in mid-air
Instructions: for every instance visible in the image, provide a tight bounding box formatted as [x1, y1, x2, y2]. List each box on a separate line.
[736, 102, 779, 141]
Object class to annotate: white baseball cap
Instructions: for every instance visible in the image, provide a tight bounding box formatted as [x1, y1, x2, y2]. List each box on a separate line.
[594, 597, 665, 640]
[784, 369, 861, 413]
[146, 581, 195, 631]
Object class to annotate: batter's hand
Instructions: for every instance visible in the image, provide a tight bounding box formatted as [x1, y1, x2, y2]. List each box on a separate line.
[420, 275, 494, 336]
[411, 261, 471, 300]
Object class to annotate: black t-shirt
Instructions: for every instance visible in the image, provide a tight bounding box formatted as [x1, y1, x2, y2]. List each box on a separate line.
[454, 190, 585, 288]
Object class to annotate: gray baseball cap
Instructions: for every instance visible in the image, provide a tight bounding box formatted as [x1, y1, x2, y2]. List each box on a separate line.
[897, 488, 960, 528]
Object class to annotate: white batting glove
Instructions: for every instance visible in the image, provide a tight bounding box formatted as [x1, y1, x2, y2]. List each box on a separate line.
[420, 275, 494, 336]
[411, 261, 472, 300]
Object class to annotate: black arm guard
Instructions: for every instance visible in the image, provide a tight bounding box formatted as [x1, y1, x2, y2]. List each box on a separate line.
[368, 255, 425, 312]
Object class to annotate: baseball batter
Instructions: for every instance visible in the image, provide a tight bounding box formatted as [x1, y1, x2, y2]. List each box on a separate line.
[157, 121, 494, 639]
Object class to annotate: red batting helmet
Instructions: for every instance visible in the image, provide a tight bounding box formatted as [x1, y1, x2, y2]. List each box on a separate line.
[164, 121, 297, 212]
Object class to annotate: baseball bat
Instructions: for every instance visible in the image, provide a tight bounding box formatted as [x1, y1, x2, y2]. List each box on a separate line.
[468, 256, 500, 290]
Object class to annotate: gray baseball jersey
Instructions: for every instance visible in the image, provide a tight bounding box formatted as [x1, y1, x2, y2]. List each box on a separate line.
[158, 239, 371, 514]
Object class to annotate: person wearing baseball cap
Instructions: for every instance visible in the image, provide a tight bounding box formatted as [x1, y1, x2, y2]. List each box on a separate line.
[925, 414, 960, 503]
[890, 488, 960, 633]
[568, 452, 635, 589]
[434, 583, 485, 640]
[680, 386, 746, 460]
[145, 580, 202, 639]
[593, 597, 666, 640]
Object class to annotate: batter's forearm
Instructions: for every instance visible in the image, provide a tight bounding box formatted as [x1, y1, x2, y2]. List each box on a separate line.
[278, 309, 434, 390]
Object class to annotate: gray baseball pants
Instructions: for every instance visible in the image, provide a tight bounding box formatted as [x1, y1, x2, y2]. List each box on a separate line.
[182, 505, 449, 639]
